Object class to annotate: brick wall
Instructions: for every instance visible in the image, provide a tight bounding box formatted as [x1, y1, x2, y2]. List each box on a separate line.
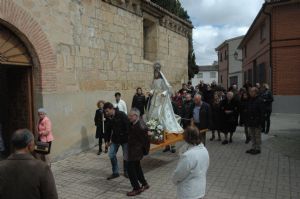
[272, 3, 300, 95]
[0, 0, 57, 93]
[242, 2, 300, 95]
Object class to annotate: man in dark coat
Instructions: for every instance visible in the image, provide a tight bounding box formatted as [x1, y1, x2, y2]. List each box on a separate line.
[126, 108, 150, 196]
[220, 91, 239, 145]
[187, 94, 212, 145]
[260, 83, 274, 134]
[104, 102, 130, 180]
[246, 87, 264, 155]
[0, 129, 58, 199]
[181, 93, 193, 129]
[131, 87, 146, 116]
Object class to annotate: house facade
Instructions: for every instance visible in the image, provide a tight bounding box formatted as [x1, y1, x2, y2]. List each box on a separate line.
[215, 36, 244, 89]
[0, 0, 192, 159]
[238, 0, 300, 113]
[191, 64, 218, 86]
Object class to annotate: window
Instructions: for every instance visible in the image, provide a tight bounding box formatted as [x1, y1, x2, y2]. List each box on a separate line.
[220, 75, 223, 83]
[143, 18, 157, 61]
[244, 45, 247, 58]
[244, 71, 247, 84]
[253, 60, 257, 84]
[248, 69, 253, 85]
[225, 50, 228, 60]
[230, 76, 238, 86]
[258, 63, 266, 83]
[210, 72, 216, 78]
[197, 73, 203, 78]
[260, 24, 266, 41]
[219, 52, 223, 62]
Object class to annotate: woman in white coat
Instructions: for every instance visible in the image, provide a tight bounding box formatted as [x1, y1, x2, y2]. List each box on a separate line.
[172, 127, 209, 199]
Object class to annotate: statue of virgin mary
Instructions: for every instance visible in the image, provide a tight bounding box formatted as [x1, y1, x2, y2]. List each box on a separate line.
[145, 63, 183, 133]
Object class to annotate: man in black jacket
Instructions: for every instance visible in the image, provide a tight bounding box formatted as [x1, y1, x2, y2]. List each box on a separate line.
[188, 94, 212, 145]
[104, 102, 130, 180]
[246, 87, 264, 155]
[126, 108, 150, 196]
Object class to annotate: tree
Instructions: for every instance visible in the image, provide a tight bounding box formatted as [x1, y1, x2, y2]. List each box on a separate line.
[188, 34, 198, 79]
[151, 0, 191, 22]
[151, 0, 197, 79]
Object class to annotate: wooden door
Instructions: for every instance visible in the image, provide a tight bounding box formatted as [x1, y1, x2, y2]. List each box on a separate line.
[0, 24, 34, 154]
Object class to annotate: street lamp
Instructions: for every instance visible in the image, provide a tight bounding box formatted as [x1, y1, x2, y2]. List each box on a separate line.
[234, 51, 242, 62]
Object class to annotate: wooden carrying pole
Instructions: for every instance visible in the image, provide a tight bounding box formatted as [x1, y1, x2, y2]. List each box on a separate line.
[149, 129, 208, 153]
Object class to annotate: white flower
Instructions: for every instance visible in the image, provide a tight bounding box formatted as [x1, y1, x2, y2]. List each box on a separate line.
[157, 125, 163, 130]
[154, 136, 158, 140]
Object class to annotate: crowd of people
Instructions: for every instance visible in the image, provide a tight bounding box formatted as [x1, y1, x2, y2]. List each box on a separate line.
[171, 80, 273, 152]
[91, 78, 273, 198]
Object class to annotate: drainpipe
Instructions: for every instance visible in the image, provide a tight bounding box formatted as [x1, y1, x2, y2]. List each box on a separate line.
[262, 4, 273, 92]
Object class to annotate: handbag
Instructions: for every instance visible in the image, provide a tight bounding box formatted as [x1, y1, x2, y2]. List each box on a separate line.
[34, 141, 50, 154]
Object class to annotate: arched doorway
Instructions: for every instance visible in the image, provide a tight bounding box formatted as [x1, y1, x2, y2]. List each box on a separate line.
[0, 24, 34, 156]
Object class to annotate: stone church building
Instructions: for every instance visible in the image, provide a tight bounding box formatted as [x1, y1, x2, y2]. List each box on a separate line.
[0, 0, 192, 159]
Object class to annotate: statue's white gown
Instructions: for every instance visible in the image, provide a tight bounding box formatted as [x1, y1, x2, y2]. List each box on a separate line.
[146, 78, 183, 133]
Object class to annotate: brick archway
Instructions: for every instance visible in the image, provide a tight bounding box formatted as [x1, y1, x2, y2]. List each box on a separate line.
[0, 0, 57, 93]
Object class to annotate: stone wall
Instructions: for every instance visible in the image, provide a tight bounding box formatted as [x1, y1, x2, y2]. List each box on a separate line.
[10, 0, 189, 159]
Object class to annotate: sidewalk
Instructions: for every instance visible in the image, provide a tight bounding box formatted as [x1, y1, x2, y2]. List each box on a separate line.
[52, 114, 300, 199]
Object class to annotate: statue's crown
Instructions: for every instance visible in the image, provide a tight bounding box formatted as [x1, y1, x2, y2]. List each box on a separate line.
[153, 62, 161, 71]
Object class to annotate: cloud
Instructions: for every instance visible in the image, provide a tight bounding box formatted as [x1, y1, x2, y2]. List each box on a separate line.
[180, 0, 265, 65]
[193, 25, 248, 65]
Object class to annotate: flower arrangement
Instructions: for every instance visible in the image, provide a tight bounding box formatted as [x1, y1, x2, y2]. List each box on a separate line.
[146, 118, 164, 144]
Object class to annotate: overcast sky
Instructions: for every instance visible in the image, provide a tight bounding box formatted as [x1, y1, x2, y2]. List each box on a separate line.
[180, 0, 265, 65]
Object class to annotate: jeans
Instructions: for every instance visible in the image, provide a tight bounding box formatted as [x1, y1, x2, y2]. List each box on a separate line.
[108, 143, 128, 175]
[128, 161, 147, 190]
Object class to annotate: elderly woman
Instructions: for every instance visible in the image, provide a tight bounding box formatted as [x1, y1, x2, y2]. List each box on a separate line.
[172, 127, 209, 199]
[37, 108, 54, 163]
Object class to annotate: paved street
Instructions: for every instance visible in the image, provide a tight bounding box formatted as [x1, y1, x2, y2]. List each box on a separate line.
[52, 114, 300, 199]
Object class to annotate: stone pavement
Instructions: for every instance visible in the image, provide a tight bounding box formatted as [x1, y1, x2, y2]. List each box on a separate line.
[52, 114, 300, 199]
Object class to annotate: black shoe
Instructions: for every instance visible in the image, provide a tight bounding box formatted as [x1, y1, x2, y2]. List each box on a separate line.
[210, 136, 215, 141]
[171, 149, 176, 153]
[222, 140, 228, 145]
[229, 138, 233, 143]
[246, 149, 255, 154]
[97, 150, 102, 155]
[250, 150, 261, 155]
[163, 147, 170, 152]
[127, 189, 142, 196]
[124, 173, 129, 178]
[141, 184, 150, 192]
[245, 137, 251, 144]
[107, 173, 120, 180]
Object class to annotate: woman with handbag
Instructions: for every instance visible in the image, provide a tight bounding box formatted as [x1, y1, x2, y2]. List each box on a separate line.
[37, 108, 54, 165]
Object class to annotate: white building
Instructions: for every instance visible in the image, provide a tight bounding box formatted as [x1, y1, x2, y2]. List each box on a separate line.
[215, 35, 244, 89]
[191, 64, 218, 86]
